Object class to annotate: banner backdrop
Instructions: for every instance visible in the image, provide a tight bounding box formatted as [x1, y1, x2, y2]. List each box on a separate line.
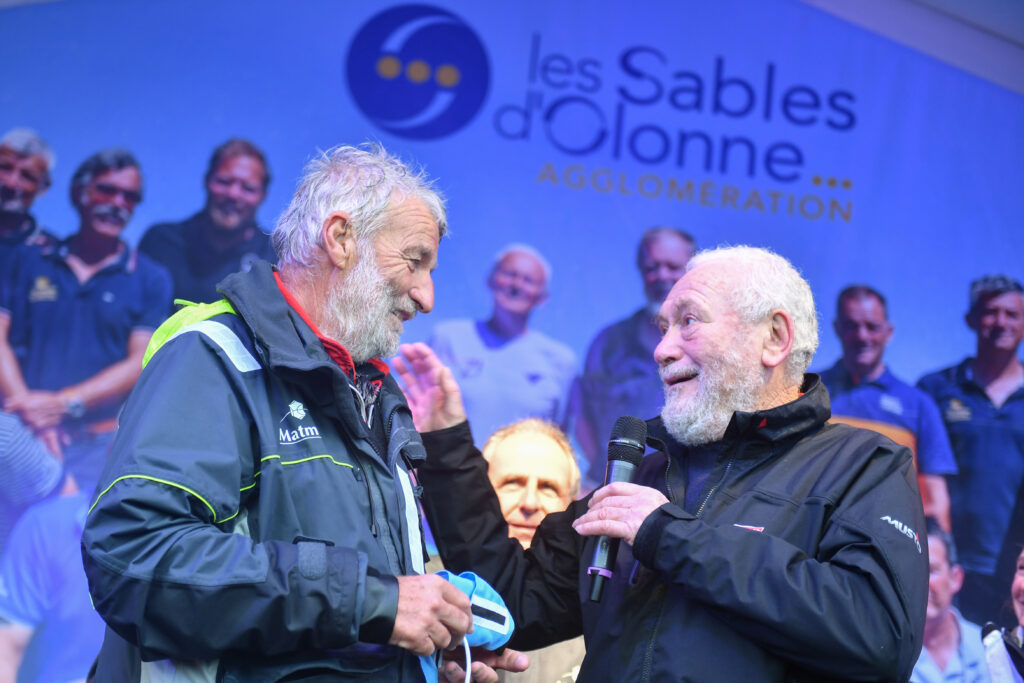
[1, 0, 1021, 382]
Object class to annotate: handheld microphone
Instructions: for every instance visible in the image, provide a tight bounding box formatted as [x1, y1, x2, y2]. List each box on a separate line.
[587, 416, 647, 602]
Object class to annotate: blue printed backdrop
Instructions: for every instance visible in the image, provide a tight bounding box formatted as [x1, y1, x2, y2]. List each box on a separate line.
[1, 0, 1022, 381]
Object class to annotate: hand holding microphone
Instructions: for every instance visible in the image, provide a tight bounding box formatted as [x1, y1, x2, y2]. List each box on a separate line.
[571, 416, 660, 602]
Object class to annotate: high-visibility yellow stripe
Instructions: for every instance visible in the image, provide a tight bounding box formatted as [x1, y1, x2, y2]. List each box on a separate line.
[260, 453, 356, 469]
[89, 474, 223, 521]
[90, 456, 358, 523]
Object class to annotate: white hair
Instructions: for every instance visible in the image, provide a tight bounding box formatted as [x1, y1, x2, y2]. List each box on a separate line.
[0, 127, 55, 179]
[272, 143, 446, 268]
[687, 245, 819, 385]
[492, 243, 553, 289]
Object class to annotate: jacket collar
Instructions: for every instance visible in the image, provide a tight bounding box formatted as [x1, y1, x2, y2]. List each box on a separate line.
[647, 374, 831, 459]
[217, 260, 337, 376]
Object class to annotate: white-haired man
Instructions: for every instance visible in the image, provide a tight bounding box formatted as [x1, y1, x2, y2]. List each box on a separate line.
[429, 243, 576, 446]
[0, 128, 56, 274]
[82, 145, 525, 682]
[400, 245, 929, 682]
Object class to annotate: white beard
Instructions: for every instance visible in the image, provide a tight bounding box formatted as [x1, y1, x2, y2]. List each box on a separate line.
[320, 246, 416, 363]
[660, 342, 763, 447]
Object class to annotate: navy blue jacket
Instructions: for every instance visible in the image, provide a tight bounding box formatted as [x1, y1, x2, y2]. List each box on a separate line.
[82, 262, 429, 682]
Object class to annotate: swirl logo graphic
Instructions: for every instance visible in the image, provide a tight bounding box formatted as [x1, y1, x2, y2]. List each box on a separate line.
[346, 5, 490, 140]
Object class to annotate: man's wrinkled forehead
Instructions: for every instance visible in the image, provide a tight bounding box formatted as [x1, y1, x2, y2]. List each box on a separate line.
[659, 262, 738, 317]
[0, 145, 48, 172]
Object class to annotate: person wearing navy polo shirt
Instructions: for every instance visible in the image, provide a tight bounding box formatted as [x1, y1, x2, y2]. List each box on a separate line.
[820, 285, 956, 529]
[0, 128, 65, 553]
[0, 148, 172, 496]
[0, 128, 57, 281]
[919, 275, 1024, 628]
[139, 138, 276, 303]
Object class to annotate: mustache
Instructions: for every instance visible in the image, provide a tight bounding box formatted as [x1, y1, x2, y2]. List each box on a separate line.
[659, 363, 698, 384]
[394, 297, 419, 322]
[0, 184, 31, 212]
[92, 203, 132, 225]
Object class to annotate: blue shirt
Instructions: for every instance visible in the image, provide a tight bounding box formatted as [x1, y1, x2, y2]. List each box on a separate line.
[0, 493, 105, 683]
[428, 319, 577, 449]
[575, 308, 665, 485]
[918, 359, 1024, 575]
[910, 608, 991, 683]
[820, 361, 957, 475]
[139, 212, 276, 304]
[0, 239, 172, 424]
[0, 215, 54, 284]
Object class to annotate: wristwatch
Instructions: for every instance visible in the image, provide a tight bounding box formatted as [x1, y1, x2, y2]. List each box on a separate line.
[62, 394, 86, 419]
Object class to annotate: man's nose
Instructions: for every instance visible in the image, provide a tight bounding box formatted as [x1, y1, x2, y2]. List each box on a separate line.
[654, 329, 679, 367]
[520, 486, 539, 514]
[411, 273, 434, 314]
[225, 181, 246, 200]
[110, 191, 132, 210]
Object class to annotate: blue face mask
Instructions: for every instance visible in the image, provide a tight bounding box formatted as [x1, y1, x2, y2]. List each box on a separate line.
[419, 570, 515, 683]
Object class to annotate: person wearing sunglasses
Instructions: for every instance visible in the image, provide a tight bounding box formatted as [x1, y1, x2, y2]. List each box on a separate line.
[0, 148, 172, 497]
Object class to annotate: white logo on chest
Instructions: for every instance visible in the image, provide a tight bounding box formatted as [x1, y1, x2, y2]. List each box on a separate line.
[279, 400, 321, 444]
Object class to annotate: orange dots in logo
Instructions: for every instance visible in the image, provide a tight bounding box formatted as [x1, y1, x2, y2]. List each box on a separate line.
[375, 55, 461, 88]
[812, 175, 853, 190]
[376, 56, 401, 79]
[435, 65, 461, 87]
[406, 60, 431, 83]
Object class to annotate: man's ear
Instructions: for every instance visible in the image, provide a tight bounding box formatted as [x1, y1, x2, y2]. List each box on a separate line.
[964, 311, 979, 332]
[762, 310, 795, 369]
[321, 210, 356, 271]
[950, 563, 964, 593]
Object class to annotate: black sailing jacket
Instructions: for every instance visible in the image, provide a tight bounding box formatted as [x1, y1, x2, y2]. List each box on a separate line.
[420, 376, 928, 683]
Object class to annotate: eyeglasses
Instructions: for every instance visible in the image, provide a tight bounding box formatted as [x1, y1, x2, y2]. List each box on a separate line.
[91, 183, 142, 205]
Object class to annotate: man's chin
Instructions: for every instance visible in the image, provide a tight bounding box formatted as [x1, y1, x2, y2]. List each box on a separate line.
[509, 527, 535, 548]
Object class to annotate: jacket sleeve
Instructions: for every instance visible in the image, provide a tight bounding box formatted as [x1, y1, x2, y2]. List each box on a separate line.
[419, 421, 585, 651]
[632, 436, 929, 682]
[81, 329, 397, 661]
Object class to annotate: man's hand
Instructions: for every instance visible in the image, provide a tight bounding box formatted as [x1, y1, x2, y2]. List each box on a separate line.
[4, 390, 65, 430]
[35, 426, 65, 460]
[389, 574, 474, 656]
[392, 343, 466, 432]
[441, 647, 530, 683]
[572, 482, 669, 545]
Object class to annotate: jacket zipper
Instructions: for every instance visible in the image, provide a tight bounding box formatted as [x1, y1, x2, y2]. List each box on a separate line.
[695, 456, 734, 519]
[348, 383, 386, 538]
[641, 451, 735, 681]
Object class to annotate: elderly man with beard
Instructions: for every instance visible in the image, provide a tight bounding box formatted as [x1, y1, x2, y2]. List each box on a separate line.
[400, 245, 929, 682]
[0, 148, 172, 496]
[0, 128, 57, 275]
[82, 145, 526, 683]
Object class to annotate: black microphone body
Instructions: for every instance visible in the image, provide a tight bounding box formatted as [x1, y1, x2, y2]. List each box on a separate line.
[588, 416, 647, 602]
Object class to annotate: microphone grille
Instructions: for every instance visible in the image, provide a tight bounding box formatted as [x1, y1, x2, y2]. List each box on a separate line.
[609, 416, 647, 465]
